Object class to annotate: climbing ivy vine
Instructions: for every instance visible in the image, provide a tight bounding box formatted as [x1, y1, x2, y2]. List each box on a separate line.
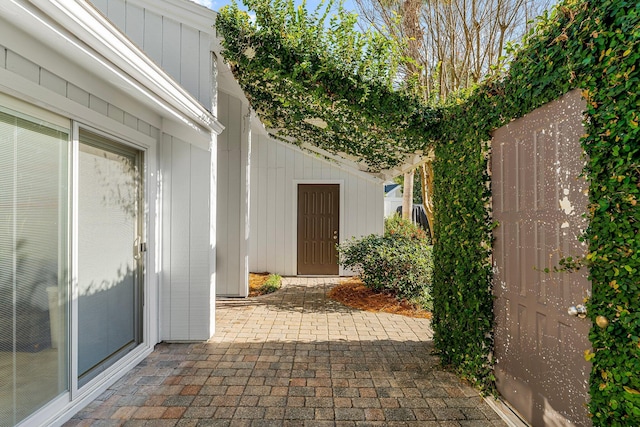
[216, 0, 639, 424]
[216, 0, 438, 172]
[428, 0, 639, 425]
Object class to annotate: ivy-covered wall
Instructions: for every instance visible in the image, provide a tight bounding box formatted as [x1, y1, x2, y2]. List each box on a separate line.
[429, 0, 639, 424]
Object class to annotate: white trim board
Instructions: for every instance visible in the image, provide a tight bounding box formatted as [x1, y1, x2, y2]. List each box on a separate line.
[484, 397, 531, 427]
[6, 0, 223, 137]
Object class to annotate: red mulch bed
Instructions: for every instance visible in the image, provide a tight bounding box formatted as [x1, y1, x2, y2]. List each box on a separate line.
[328, 277, 431, 319]
[248, 272, 271, 297]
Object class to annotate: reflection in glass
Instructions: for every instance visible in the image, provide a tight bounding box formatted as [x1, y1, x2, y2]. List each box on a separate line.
[77, 130, 142, 385]
[0, 107, 69, 426]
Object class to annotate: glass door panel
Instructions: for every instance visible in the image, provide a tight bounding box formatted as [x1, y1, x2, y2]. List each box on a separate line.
[0, 107, 69, 427]
[77, 130, 142, 386]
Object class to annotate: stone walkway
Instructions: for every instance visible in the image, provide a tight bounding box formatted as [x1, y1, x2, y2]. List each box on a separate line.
[66, 277, 505, 426]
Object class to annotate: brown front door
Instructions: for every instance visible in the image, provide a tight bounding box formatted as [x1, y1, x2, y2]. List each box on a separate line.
[297, 184, 340, 275]
[492, 90, 591, 426]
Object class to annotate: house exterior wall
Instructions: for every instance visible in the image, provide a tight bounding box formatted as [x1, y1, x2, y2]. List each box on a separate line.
[384, 197, 403, 217]
[160, 136, 215, 340]
[92, 0, 219, 337]
[90, 0, 216, 108]
[0, 2, 219, 424]
[0, 32, 161, 427]
[216, 91, 251, 296]
[249, 131, 384, 276]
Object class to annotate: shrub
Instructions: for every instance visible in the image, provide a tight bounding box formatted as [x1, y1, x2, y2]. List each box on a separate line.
[338, 215, 433, 307]
[384, 213, 430, 242]
[259, 274, 282, 294]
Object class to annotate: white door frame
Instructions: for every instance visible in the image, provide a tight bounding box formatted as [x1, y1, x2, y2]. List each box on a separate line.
[69, 122, 156, 400]
[291, 179, 345, 275]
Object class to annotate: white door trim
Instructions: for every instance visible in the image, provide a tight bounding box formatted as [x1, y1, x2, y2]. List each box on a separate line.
[292, 179, 345, 276]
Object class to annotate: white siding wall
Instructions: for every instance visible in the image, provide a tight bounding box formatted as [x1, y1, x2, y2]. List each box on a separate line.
[160, 135, 213, 340]
[216, 91, 250, 296]
[92, 0, 218, 338]
[384, 197, 403, 217]
[91, 0, 214, 107]
[0, 5, 221, 425]
[250, 132, 384, 276]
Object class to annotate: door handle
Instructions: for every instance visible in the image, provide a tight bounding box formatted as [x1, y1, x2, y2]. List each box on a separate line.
[333, 230, 338, 240]
[568, 304, 587, 318]
[133, 236, 146, 260]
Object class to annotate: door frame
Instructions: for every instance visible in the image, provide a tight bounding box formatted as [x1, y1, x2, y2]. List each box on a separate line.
[70, 122, 156, 400]
[292, 179, 344, 275]
[0, 92, 160, 427]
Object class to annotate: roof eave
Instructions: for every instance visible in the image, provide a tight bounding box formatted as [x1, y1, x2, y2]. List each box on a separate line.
[31, 0, 224, 136]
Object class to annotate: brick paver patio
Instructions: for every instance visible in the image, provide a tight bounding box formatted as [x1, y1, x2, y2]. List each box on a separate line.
[66, 277, 505, 426]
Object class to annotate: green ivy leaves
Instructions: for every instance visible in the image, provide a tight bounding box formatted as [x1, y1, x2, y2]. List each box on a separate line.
[216, 0, 438, 172]
[217, 0, 638, 423]
[429, 0, 639, 424]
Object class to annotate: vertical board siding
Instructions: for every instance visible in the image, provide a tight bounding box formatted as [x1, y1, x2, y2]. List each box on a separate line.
[257, 139, 269, 272]
[107, 0, 126, 30]
[248, 137, 259, 268]
[94, 0, 213, 108]
[169, 139, 191, 339]
[216, 91, 247, 296]
[200, 44, 213, 109]
[227, 132, 241, 289]
[189, 146, 211, 340]
[160, 135, 172, 341]
[124, 3, 145, 48]
[216, 92, 229, 293]
[161, 135, 213, 341]
[180, 26, 200, 99]
[161, 18, 181, 82]
[249, 134, 384, 276]
[92, 0, 108, 12]
[142, 9, 163, 65]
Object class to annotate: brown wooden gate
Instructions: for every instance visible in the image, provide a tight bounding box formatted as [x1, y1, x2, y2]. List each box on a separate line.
[492, 90, 592, 426]
[297, 184, 340, 275]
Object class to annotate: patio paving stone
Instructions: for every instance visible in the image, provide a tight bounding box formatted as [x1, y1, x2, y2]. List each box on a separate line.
[65, 277, 505, 426]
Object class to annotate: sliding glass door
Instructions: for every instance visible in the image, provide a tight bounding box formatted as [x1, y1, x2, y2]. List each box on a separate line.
[0, 106, 69, 427]
[0, 99, 146, 427]
[77, 129, 144, 386]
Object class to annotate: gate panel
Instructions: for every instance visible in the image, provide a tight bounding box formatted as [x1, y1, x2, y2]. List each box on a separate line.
[492, 90, 591, 426]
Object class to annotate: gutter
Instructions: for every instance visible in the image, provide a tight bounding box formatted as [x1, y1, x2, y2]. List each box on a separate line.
[27, 0, 224, 136]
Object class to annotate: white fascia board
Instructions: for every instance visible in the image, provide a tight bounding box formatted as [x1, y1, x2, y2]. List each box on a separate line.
[377, 152, 433, 181]
[22, 0, 223, 137]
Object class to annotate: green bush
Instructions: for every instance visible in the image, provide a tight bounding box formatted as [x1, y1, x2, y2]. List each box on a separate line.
[259, 274, 282, 294]
[384, 212, 430, 242]
[338, 215, 433, 307]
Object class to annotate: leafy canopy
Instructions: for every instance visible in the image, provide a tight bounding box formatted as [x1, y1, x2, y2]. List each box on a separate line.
[215, 0, 438, 172]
